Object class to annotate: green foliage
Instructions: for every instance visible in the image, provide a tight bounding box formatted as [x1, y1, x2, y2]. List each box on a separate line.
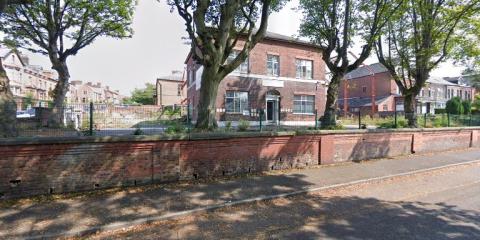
[166, 0, 286, 129]
[165, 122, 186, 134]
[462, 100, 472, 114]
[434, 108, 447, 114]
[321, 124, 346, 130]
[129, 83, 155, 105]
[237, 119, 250, 132]
[225, 121, 232, 131]
[446, 97, 464, 115]
[378, 118, 408, 129]
[133, 128, 144, 136]
[473, 95, 480, 112]
[0, 1, 136, 54]
[163, 106, 181, 119]
[22, 92, 34, 109]
[375, 0, 479, 127]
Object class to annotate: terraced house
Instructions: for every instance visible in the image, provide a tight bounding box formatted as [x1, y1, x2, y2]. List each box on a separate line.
[1, 46, 58, 110]
[185, 32, 327, 126]
[338, 63, 476, 115]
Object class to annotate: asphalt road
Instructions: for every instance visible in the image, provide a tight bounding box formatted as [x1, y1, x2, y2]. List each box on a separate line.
[85, 162, 480, 240]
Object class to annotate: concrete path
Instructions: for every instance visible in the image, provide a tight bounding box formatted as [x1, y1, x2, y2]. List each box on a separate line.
[89, 160, 480, 239]
[1, 149, 480, 239]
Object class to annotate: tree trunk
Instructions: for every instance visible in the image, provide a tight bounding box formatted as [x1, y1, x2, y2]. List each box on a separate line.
[49, 60, 70, 127]
[322, 72, 344, 128]
[195, 67, 221, 130]
[0, 59, 17, 137]
[404, 93, 418, 128]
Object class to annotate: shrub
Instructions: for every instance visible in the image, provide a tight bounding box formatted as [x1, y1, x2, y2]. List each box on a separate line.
[225, 121, 232, 131]
[321, 124, 345, 130]
[133, 128, 144, 135]
[434, 108, 446, 114]
[462, 100, 472, 114]
[165, 122, 186, 134]
[446, 97, 464, 115]
[238, 119, 250, 131]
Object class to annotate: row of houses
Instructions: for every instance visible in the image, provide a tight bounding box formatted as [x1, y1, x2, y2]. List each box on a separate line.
[338, 63, 476, 115]
[0, 46, 124, 109]
[157, 32, 476, 126]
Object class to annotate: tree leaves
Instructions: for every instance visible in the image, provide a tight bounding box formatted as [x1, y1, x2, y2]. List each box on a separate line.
[0, 0, 136, 60]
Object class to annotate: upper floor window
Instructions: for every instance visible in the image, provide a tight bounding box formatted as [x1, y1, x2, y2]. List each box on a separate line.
[267, 55, 280, 76]
[177, 84, 182, 96]
[362, 86, 367, 93]
[225, 91, 249, 114]
[295, 59, 313, 79]
[227, 51, 249, 74]
[293, 95, 315, 114]
[188, 69, 194, 85]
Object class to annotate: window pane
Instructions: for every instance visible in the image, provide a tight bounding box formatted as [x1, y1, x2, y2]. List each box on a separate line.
[225, 98, 234, 112]
[293, 101, 301, 113]
[305, 101, 314, 113]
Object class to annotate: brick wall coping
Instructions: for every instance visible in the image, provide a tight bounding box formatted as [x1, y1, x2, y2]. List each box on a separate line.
[1, 127, 479, 146]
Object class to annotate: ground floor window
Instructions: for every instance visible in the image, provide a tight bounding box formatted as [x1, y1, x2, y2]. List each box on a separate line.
[293, 95, 315, 114]
[225, 91, 249, 114]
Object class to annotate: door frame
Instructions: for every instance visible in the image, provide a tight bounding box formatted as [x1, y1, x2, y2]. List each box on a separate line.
[265, 94, 280, 125]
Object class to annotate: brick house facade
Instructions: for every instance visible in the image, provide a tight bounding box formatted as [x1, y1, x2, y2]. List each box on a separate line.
[338, 63, 475, 115]
[185, 32, 327, 126]
[155, 71, 186, 107]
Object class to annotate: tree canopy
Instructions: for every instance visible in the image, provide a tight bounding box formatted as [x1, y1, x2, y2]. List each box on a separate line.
[167, 0, 286, 129]
[375, 0, 480, 126]
[299, 0, 402, 127]
[0, 0, 136, 125]
[125, 83, 156, 105]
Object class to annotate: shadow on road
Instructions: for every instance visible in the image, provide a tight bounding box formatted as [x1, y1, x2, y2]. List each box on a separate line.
[91, 194, 480, 240]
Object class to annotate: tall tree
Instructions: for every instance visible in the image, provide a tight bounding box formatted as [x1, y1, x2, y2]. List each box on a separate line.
[167, 0, 286, 129]
[0, 0, 30, 137]
[0, 0, 136, 126]
[375, 0, 480, 127]
[299, 0, 402, 128]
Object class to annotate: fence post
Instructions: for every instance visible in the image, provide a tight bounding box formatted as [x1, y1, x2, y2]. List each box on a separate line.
[394, 109, 398, 128]
[186, 104, 191, 132]
[447, 112, 450, 127]
[259, 109, 263, 132]
[469, 114, 472, 126]
[315, 109, 318, 130]
[358, 109, 361, 129]
[424, 113, 427, 128]
[89, 102, 94, 136]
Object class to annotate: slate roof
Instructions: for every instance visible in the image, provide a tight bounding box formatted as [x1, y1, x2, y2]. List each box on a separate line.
[157, 71, 184, 82]
[345, 63, 389, 80]
[427, 76, 456, 86]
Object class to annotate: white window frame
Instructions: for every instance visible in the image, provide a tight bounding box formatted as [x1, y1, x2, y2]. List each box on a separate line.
[295, 59, 313, 79]
[293, 95, 315, 114]
[225, 91, 249, 114]
[267, 54, 280, 77]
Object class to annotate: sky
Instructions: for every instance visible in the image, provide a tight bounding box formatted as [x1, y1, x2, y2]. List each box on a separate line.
[25, 0, 464, 96]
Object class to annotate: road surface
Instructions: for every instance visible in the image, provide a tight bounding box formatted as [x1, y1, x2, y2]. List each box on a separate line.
[85, 162, 480, 240]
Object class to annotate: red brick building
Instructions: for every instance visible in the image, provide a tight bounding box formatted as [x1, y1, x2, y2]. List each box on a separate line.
[338, 63, 476, 115]
[338, 63, 401, 115]
[185, 32, 327, 126]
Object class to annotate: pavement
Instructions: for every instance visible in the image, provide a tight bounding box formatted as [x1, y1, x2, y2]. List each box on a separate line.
[90, 161, 480, 240]
[1, 149, 480, 239]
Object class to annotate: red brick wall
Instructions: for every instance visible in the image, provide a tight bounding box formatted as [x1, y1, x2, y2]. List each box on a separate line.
[339, 72, 397, 99]
[1, 128, 478, 199]
[185, 38, 327, 122]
